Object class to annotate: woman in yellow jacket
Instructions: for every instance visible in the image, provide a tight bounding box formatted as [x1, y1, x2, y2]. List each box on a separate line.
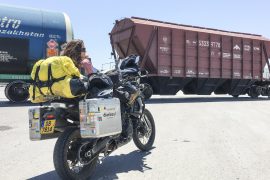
[29, 39, 89, 103]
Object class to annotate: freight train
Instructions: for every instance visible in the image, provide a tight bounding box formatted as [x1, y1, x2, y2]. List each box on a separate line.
[110, 17, 270, 99]
[0, 5, 73, 102]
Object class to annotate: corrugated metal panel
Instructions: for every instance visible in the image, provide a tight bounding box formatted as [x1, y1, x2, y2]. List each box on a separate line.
[130, 17, 269, 41]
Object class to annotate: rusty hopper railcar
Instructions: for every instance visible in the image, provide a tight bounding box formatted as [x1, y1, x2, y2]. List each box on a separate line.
[110, 17, 270, 98]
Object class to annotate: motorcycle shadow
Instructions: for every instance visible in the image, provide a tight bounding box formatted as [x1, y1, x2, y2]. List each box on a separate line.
[28, 149, 154, 180]
[27, 171, 58, 180]
[91, 149, 153, 179]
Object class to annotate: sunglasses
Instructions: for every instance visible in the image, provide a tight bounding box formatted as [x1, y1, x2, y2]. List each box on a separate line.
[81, 47, 86, 52]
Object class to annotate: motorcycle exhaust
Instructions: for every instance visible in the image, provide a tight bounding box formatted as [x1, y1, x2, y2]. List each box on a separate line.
[91, 137, 112, 155]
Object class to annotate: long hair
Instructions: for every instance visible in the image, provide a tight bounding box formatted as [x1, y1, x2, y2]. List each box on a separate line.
[62, 39, 84, 67]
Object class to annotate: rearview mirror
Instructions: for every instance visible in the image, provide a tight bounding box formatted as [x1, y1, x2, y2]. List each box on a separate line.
[135, 56, 140, 65]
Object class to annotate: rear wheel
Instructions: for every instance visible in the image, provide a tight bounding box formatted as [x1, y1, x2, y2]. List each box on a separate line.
[53, 127, 98, 180]
[133, 109, 155, 151]
[5, 81, 29, 102]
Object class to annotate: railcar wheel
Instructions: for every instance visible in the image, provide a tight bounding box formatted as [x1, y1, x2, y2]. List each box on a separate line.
[142, 83, 153, 100]
[5, 81, 29, 102]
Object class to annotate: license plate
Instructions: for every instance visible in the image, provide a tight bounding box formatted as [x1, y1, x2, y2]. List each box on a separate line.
[40, 120, 56, 134]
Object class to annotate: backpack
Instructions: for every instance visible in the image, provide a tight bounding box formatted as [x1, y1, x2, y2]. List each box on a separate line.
[29, 56, 85, 103]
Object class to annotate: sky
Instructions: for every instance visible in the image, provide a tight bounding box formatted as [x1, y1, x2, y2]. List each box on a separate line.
[0, 0, 269, 70]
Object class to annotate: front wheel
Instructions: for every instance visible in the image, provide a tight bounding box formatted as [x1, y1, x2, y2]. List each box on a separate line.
[53, 127, 98, 180]
[133, 109, 155, 151]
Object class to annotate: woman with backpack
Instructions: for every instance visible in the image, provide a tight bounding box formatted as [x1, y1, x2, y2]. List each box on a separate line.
[29, 39, 92, 103]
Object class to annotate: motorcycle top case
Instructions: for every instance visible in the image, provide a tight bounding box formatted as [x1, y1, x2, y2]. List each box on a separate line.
[29, 106, 59, 140]
[79, 98, 122, 138]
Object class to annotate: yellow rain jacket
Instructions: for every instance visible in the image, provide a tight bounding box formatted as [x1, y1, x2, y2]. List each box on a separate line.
[29, 56, 82, 103]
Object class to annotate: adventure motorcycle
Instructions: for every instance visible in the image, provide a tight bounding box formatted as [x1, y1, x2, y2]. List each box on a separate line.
[28, 55, 156, 180]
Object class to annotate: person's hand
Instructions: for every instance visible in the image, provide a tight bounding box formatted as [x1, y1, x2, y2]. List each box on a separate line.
[80, 75, 88, 82]
[87, 73, 96, 79]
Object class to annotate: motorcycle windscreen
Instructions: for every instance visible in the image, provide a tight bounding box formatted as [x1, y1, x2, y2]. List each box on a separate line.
[0, 37, 29, 74]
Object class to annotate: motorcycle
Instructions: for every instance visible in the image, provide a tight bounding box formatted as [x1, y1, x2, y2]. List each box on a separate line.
[28, 55, 156, 180]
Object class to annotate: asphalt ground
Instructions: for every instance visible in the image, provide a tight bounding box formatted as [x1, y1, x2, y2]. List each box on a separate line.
[1, 86, 270, 180]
